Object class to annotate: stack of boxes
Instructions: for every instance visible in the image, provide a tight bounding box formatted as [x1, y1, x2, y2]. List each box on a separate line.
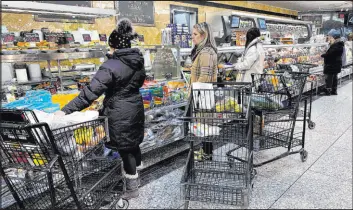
[162, 24, 192, 48]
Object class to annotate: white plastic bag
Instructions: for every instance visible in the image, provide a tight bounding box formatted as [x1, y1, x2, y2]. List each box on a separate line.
[189, 122, 220, 137]
[33, 110, 99, 130]
[192, 83, 215, 110]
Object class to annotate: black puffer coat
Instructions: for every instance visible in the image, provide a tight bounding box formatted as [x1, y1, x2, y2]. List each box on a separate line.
[321, 40, 344, 74]
[62, 48, 146, 150]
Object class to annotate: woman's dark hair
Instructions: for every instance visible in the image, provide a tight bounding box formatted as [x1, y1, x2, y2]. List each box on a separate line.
[245, 27, 261, 48]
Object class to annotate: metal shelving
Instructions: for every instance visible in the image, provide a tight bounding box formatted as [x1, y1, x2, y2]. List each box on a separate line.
[180, 43, 328, 56]
[1, 51, 106, 62]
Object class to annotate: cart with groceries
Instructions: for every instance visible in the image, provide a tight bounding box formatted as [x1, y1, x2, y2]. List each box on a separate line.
[0, 108, 129, 209]
[181, 81, 254, 208]
[226, 71, 310, 168]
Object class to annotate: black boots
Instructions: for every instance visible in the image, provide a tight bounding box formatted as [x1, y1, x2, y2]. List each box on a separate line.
[320, 88, 337, 96]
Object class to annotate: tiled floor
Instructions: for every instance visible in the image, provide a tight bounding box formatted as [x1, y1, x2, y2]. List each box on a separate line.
[129, 81, 353, 209]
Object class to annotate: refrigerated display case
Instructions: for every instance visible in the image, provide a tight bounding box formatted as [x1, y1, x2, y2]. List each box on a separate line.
[205, 11, 313, 47]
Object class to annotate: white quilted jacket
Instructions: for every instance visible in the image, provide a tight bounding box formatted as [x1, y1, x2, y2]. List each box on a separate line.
[233, 37, 265, 82]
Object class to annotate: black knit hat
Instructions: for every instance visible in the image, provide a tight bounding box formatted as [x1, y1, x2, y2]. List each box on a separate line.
[109, 18, 136, 49]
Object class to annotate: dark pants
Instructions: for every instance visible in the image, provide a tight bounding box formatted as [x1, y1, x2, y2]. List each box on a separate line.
[203, 142, 213, 156]
[118, 146, 142, 175]
[325, 73, 338, 93]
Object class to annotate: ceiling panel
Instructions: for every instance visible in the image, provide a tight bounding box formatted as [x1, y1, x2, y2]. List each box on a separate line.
[251, 1, 352, 12]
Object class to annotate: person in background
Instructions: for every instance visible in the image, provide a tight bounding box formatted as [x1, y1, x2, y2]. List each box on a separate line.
[190, 22, 218, 161]
[321, 29, 344, 95]
[55, 19, 146, 199]
[232, 27, 265, 82]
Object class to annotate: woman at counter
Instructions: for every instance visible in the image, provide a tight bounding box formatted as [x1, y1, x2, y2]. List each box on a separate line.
[190, 22, 218, 161]
[232, 27, 265, 82]
[55, 19, 145, 199]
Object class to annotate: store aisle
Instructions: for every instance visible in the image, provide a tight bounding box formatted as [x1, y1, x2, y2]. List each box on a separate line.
[128, 81, 352, 209]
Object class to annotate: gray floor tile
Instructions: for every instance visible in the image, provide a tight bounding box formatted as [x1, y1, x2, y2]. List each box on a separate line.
[304, 130, 339, 156]
[309, 97, 348, 119]
[253, 148, 320, 184]
[309, 151, 352, 182]
[248, 175, 295, 209]
[322, 143, 352, 163]
[333, 127, 352, 151]
[270, 171, 353, 209]
[128, 167, 184, 209]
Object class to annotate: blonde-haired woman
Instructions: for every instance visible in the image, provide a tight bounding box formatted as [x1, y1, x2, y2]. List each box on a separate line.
[190, 22, 218, 160]
[190, 22, 218, 83]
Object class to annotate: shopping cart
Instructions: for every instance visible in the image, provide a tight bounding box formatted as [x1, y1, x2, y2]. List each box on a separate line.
[180, 82, 254, 208]
[0, 109, 128, 209]
[276, 63, 319, 129]
[227, 72, 309, 168]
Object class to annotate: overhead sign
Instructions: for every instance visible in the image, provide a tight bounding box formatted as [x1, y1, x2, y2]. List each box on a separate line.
[302, 15, 323, 28]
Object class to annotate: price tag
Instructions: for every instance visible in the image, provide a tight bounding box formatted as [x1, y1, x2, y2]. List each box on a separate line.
[24, 33, 40, 42]
[138, 35, 144, 42]
[64, 33, 75, 43]
[82, 34, 91, 42]
[44, 33, 58, 42]
[99, 34, 107, 42]
[1, 33, 15, 43]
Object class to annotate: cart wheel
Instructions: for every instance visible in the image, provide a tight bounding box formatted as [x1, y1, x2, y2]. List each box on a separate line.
[83, 193, 95, 206]
[115, 198, 129, 209]
[300, 150, 308, 162]
[308, 121, 315, 129]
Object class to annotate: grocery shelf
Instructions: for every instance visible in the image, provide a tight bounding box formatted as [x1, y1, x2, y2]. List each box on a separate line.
[1, 51, 106, 62]
[145, 102, 187, 116]
[141, 136, 185, 154]
[180, 43, 328, 56]
[2, 77, 57, 87]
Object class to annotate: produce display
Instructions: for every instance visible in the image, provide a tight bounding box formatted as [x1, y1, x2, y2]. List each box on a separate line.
[3, 90, 60, 113]
[263, 45, 328, 71]
[141, 80, 188, 110]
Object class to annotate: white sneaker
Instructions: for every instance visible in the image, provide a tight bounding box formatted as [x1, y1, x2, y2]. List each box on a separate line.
[136, 162, 144, 171]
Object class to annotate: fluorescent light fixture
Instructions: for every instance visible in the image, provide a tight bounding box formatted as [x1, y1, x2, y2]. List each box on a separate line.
[1, 1, 116, 18]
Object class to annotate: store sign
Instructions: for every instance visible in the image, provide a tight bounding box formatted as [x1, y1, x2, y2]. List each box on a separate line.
[339, 13, 345, 19]
[24, 33, 40, 42]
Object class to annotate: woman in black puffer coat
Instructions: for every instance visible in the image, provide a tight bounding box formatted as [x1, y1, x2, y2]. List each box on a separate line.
[57, 19, 146, 199]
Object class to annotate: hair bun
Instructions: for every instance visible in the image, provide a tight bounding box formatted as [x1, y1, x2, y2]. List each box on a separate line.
[116, 18, 133, 36]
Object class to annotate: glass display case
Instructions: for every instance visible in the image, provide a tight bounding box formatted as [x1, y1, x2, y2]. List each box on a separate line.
[136, 45, 181, 81]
